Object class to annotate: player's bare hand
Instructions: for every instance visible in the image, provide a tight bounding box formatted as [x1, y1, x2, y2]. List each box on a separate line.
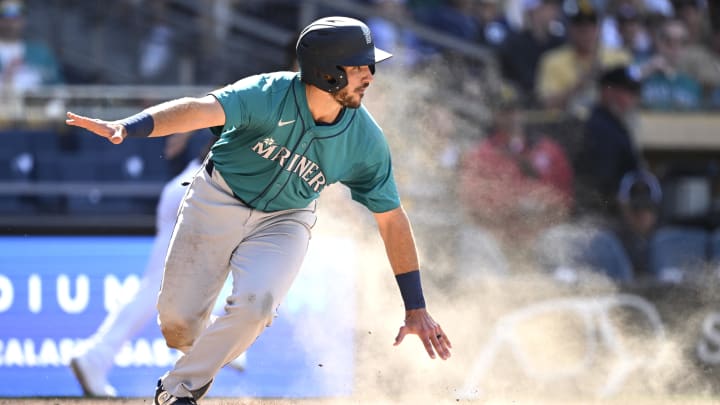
[65, 111, 126, 144]
[394, 308, 452, 360]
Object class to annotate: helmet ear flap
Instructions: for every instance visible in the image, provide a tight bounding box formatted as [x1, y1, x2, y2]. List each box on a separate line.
[369, 64, 375, 75]
[330, 66, 347, 92]
[322, 73, 336, 86]
[311, 65, 347, 92]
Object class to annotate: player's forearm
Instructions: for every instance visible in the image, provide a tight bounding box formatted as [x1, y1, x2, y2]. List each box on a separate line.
[374, 206, 420, 275]
[132, 96, 225, 138]
[375, 206, 428, 311]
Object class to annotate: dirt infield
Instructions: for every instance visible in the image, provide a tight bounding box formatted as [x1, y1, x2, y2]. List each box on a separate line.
[2, 396, 719, 405]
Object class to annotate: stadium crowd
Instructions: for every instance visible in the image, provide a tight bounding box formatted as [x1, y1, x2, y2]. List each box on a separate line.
[2, 0, 720, 289]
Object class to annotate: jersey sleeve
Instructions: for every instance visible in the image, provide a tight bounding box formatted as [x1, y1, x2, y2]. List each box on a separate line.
[342, 139, 401, 213]
[208, 76, 270, 136]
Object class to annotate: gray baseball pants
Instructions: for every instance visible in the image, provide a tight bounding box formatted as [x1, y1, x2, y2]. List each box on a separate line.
[157, 159, 317, 398]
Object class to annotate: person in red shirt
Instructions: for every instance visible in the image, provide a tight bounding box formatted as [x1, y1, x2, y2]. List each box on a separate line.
[458, 88, 574, 275]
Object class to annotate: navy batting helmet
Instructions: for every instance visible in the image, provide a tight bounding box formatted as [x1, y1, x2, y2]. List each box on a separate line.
[296, 16, 392, 93]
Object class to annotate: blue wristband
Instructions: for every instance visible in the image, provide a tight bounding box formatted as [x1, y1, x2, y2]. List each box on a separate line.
[395, 270, 426, 310]
[120, 112, 155, 138]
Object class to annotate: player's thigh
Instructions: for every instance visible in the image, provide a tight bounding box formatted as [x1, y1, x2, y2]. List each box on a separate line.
[158, 185, 248, 322]
[227, 220, 312, 317]
[158, 232, 235, 327]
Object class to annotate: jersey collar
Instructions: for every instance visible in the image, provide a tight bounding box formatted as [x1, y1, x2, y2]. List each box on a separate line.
[293, 75, 355, 137]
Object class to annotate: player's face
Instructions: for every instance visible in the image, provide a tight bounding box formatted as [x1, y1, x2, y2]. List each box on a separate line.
[334, 65, 373, 109]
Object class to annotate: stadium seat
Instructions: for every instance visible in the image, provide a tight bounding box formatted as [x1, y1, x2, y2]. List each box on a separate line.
[0, 196, 34, 214]
[83, 136, 171, 182]
[0, 131, 33, 181]
[26, 130, 62, 160]
[134, 137, 171, 181]
[649, 226, 710, 283]
[27, 155, 64, 214]
[52, 155, 135, 215]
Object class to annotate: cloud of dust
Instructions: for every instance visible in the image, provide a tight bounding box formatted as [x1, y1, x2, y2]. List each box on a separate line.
[277, 65, 719, 404]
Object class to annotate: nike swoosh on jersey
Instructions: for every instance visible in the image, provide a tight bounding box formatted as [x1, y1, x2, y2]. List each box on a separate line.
[278, 119, 296, 127]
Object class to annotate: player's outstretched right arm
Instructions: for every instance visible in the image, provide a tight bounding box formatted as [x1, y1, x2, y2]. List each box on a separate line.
[65, 95, 226, 144]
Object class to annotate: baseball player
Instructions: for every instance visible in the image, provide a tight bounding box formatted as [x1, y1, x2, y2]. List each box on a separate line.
[66, 16, 452, 405]
[69, 136, 247, 398]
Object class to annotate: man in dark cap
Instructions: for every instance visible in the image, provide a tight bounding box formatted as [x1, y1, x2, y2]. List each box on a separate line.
[573, 65, 643, 221]
[613, 169, 663, 277]
[530, 65, 647, 284]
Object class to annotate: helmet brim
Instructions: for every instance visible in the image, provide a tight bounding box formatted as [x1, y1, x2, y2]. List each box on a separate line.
[374, 47, 393, 64]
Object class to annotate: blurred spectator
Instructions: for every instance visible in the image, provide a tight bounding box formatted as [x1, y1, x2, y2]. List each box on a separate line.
[574, 65, 643, 220]
[602, 1, 654, 61]
[536, 0, 631, 116]
[614, 169, 712, 285]
[536, 169, 662, 284]
[470, 0, 513, 49]
[551, 66, 646, 284]
[407, 0, 491, 84]
[137, 1, 177, 83]
[611, 0, 677, 47]
[498, 0, 566, 107]
[637, 18, 702, 110]
[613, 169, 663, 278]
[365, 0, 427, 69]
[675, 19, 720, 106]
[602, 0, 676, 16]
[672, 0, 710, 45]
[704, 31, 720, 107]
[457, 86, 574, 277]
[538, 166, 708, 284]
[411, 0, 479, 43]
[644, 0, 675, 16]
[0, 0, 62, 92]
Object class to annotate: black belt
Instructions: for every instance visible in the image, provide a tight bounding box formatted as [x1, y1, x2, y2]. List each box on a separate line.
[205, 159, 215, 176]
[205, 160, 252, 208]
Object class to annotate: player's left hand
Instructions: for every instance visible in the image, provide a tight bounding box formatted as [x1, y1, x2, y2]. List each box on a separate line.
[394, 308, 452, 360]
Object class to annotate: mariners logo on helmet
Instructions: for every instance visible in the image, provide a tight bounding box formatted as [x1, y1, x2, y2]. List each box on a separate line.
[296, 16, 392, 93]
[361, 25, 372, 45]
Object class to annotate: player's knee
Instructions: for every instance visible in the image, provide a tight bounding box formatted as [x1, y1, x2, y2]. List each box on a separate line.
[225, 291, 276, 324]
[159, 316, 196, 350]
[157, 308, 201, 350]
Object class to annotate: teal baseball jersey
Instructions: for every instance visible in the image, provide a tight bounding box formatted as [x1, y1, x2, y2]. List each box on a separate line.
[208, 71, 400, 213]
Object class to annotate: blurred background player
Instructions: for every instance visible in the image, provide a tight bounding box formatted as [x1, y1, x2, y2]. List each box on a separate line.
[69, 135, 247, 398]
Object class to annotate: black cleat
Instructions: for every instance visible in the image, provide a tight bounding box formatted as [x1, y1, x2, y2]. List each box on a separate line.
[154, 380, 197, 405]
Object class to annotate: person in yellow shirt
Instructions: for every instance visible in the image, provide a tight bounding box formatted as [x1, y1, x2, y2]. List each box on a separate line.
[536, 1, 630, 116]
